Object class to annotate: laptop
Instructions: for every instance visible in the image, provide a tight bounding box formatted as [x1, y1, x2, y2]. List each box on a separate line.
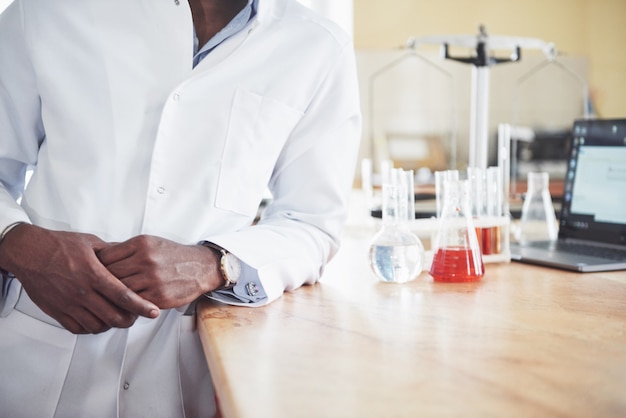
[510, 118, 626, 272]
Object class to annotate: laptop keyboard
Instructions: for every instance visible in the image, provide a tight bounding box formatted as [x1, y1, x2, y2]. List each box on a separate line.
[528, 241, 626, 261]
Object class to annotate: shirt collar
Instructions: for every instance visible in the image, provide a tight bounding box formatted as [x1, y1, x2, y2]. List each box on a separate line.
[192, 0, 258, 65]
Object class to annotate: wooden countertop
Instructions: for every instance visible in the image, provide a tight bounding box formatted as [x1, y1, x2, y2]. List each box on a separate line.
[197, 234, 626, 418]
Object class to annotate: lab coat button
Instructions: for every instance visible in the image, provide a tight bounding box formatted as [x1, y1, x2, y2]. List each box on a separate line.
[123, 382, 130, 390]
[157, 186, 165, 194]
[173, 93, 180, 102]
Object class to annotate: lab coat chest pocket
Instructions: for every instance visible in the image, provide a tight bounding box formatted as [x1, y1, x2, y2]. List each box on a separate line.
[216, 89, 302, 216]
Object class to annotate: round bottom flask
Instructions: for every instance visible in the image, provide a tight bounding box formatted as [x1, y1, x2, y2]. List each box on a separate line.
[369, 184, 425, 283]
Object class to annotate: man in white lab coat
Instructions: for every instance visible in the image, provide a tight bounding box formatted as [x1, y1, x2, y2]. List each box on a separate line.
[0, 0, 361, 416]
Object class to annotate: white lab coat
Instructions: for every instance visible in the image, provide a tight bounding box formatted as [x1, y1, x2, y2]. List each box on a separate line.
[0, 0, 361, 416]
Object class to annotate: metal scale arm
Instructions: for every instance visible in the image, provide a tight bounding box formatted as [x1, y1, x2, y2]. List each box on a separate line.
[411, 26, 554, 170]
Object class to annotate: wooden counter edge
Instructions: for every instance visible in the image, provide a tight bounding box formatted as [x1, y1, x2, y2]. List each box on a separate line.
[196, 297, 241, 418]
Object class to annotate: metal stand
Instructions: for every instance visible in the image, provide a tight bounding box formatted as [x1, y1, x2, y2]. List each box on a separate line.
[411, 25, 560, 170]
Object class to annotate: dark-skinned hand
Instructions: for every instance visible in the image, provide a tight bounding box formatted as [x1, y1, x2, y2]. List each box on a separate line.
[97, 234, 221, 310]
[0, 224, 160, 334]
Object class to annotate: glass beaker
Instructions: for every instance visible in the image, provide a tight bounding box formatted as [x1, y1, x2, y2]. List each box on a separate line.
[369, 183, 425, 284]
[429, 179, 484, 282]
[516, 172, 558, 243]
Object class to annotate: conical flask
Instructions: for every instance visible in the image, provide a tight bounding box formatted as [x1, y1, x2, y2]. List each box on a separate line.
[369, 183, 425, 283]
[429, 179, 484, 282]
[517, 172, 558, 243]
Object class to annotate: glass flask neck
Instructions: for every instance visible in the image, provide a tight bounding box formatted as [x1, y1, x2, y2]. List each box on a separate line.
[381, 184, 406, 226]
[527, 172, 550, 192]
[440, 179, 472, 219]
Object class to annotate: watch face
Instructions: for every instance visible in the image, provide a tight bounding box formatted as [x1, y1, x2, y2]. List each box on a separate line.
[222, 253, 242, 285]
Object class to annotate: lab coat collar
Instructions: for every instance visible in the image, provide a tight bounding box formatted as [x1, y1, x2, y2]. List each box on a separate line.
[256, 0, 286, 23]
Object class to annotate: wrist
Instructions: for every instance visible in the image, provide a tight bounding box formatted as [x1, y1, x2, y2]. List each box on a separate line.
[195, 243, 222, 293]
[0, 222, 28, 273]
[0, 222, 26, 243]
[199, 241, 241, 291]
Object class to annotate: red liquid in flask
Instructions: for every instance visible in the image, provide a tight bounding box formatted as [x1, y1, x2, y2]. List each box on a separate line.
[429, 246, 484, 283]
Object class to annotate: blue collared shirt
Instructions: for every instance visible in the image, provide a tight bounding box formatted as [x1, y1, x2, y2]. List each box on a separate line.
[192, 0, 258, 67]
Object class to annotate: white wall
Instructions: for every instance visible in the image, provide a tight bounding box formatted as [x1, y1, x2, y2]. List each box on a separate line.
[356, 48, 588, 173]
[298, 0, 353, 37]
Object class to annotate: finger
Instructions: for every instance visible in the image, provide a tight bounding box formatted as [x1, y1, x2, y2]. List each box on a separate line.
[117, 273, 150, 294]
[94, 267, 160, 319]
[97, 241, 136, 266]
[58, 318, 86, 334]
[49, 302, 112, 334]
[89, 238, 116, 254]
[98, 242, 147, 280]
[71, 307, 112, 335]
[105, 258, 140, 280]
[54, 312, 90, 335]
[81, 293, 140, 330]
[36, 302, 91, 334]
[118, 272, 177, 309]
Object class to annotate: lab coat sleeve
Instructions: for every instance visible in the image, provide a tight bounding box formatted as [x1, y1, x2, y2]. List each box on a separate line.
[0, 2, 41, 311]
[0, 2, 40, 230]
[208, 40, 362, 305]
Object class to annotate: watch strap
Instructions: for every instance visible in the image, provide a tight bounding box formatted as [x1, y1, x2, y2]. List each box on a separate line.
[199, 241, 237, 290]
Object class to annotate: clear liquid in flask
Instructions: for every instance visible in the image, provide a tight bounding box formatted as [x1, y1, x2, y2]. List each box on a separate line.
[369, 242, 424, 284]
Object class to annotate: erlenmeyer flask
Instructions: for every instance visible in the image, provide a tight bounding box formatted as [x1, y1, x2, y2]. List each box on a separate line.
[517, 172, 558, 243]
[369, 183, 425, 283]
[429, 179, 484, 282]
[434, 169, 459, 218]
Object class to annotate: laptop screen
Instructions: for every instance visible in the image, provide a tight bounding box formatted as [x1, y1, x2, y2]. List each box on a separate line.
[559, 119, 626, 246]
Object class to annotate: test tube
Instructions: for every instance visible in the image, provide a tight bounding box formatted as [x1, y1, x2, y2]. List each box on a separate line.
[486, 166, 502, 217]
[406, 169, 415, 221]
[467, 167, 486, 217]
